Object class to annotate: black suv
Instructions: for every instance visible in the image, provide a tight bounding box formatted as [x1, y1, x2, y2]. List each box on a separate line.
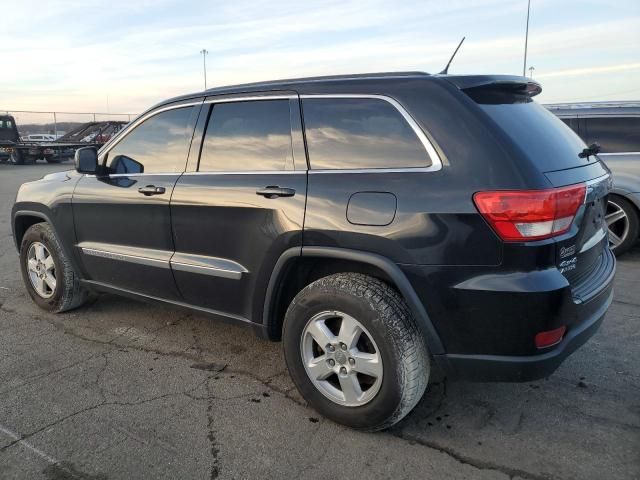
[12, 72, 615, 431]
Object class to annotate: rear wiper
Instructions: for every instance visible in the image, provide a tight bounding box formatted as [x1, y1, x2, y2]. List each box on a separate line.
[579, 143, 601, 159]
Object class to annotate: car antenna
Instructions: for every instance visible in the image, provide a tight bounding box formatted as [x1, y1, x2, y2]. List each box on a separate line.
[439, 36, 466, 75]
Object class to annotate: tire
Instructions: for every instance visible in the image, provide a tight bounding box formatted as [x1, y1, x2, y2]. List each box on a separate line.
[9, 149, 24, 165]
[607, 195, 639, 256]
[45, 155, 61, 163]
[283, 273, 429, 431]
[20, 223, 90, 312]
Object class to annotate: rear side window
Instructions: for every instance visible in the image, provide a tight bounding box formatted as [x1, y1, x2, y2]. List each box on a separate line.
[107, 106, 196, 174]
[583, 117, 640, 153]
[480, 102, 588, 172]
[560, 117, 580, 136]
[301, 98, 430, 170]
[199, 100, 292, 172]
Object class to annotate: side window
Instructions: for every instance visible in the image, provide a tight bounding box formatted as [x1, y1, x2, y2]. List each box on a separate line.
[560, 117, 581, 137]
[301, 98, 430, 170]
[584, 116, 640, 153]
[107, 106, 195, 174]
[199, 100, 292, 171]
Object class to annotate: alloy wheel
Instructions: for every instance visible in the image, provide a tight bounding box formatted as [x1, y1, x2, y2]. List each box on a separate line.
[606, 200, 629, 250]
[26, 242, 56, 298]
[300, 310, 383, 407]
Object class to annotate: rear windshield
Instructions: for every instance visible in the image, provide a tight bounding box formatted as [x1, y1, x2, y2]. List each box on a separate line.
[480, 101, 590, 172]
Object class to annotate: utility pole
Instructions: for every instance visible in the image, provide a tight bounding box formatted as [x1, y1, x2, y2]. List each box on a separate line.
[528, 65, 535, 78]
[523, 0, 531, 76]
[200, 49, 209, 90]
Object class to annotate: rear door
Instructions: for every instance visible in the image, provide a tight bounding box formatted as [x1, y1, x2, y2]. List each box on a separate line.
[170, 93, 307, 323]
[73, 100, 202, 299]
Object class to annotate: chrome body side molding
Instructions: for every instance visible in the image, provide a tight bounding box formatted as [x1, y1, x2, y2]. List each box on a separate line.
[78, 242, 248, 280]
[170, 252, 248, 280]
[79, 242, 171, 269]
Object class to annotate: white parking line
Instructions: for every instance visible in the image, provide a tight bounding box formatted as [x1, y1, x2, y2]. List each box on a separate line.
[0, 424, 58, 465]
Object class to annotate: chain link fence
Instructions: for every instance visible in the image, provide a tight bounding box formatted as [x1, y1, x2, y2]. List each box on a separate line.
[2, 110, 137, 138]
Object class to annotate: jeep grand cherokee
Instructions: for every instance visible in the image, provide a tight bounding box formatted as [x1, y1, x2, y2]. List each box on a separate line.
[12, 72, 615, 430]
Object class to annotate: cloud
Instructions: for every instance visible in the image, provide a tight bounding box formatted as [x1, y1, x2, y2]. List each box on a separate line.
[536, 62, 640, 79]
[1, 0, 638, 114]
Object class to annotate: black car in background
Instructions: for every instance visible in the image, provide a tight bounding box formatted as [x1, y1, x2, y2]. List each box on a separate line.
[12, 72, 615, 430]
[547, 102, 640, 255]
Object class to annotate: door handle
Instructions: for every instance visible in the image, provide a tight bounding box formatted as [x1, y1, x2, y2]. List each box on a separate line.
[138, 185, 166, 196]
[256, 186, 296, 199]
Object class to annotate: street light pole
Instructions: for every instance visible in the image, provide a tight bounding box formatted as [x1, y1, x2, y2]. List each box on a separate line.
[200, 49, 208, 90]
[523, 0, 531, 76]
[528, 66, 535, 79]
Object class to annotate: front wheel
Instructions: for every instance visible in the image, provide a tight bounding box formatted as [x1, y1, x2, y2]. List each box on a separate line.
[9, 149, 24, 165]
[283, 273, 429, 431]
[20, 223, 91, 312]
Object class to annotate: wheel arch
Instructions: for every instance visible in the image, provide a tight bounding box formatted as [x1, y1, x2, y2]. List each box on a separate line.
[262, 246, 445, 354]
[12, 209, 84, 275]
[12, 210, 50, 251]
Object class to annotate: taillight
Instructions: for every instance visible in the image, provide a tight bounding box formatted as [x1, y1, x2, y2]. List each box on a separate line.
[473, 183, 586, 242]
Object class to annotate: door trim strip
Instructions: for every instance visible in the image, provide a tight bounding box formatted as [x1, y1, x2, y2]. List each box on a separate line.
[170, 252, 248, 280]
[78, 242, 248, 280]
[79, 243, 171, 269]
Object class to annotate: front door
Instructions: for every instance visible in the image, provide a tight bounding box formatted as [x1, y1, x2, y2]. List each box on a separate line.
[170, 94, 307, 322]
[72, 101, 201, 299]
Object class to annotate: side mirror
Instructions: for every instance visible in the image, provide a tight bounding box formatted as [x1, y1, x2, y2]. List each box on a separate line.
[74, 147, 98, 174]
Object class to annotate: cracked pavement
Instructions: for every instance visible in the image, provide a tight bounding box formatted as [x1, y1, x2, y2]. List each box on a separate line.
[1, 163, 639, 480]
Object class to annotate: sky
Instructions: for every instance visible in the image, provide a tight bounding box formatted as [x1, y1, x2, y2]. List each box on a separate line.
[1, 0, 639, 117]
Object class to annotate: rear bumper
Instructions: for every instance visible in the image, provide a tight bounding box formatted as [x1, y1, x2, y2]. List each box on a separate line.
[434, 286, 613, 382]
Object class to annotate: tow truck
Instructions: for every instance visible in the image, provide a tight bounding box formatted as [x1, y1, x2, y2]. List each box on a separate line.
[0, 115, 126, 165]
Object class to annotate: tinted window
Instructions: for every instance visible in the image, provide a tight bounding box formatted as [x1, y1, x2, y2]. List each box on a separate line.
[107, 106, 195, 174]
[199, 100, 292, 171]
[560, 117, 580, 135]
[481, 102, 588, 171]
[302, 98, 429, 170]
[584, 117, 640, 153]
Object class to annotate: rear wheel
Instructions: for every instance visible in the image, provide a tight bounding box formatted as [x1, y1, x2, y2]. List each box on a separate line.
[20, 223, 91, 312]
[283, 273, 429, 431]
[606, 195, 639, 255]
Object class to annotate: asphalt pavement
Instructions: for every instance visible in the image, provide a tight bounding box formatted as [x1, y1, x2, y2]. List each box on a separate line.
[0, 162, 638, 480]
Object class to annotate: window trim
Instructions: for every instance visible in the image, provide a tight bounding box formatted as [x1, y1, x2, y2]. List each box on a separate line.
[299, 94, 443, 173]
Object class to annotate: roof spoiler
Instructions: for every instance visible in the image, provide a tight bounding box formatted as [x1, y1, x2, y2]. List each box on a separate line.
[442, 75, 542, 103]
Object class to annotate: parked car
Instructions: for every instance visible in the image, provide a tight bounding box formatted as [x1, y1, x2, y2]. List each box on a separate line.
[12, 72, 615, 431]
[547, 102, 640, 255]
[21, 134, 57, 142]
